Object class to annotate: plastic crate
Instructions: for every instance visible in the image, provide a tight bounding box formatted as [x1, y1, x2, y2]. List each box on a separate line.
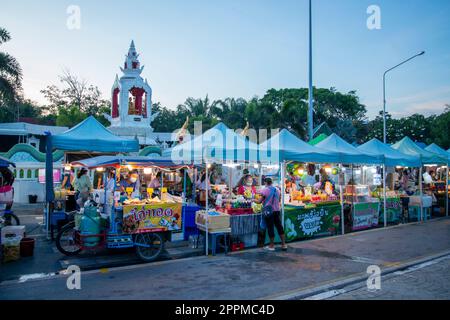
[219, 207, 254, 216]
[182, 205, 201, 228]
[239, 233, 258, 248]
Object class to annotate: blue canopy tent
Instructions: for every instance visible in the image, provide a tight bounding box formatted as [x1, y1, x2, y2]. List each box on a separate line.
[424, 143, 450, 164]
[391, 137, 447, 165]
[424, 143, 449, 217]
[258, 129, 341, 164]
[315, 134, 383, 165]
[164, 122, 259, 164]
[44, 116, 139, 238]
[358, 138, 421, 168]
[70, 155, 188, 169]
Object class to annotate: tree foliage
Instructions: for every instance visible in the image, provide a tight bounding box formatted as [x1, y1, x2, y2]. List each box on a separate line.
[0, 27, 22, 119]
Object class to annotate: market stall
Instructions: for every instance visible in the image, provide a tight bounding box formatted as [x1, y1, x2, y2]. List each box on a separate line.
[53, 156, 192, 261]
[315, 134, 383, 233]
[166, 122, 262, 254]
[358, 138, 422, 225]
[392, 137, 448, 221]
[44, 116, 140, 238]
[424, 143, 450, 217]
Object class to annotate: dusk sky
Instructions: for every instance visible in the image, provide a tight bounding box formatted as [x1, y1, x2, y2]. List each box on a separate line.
[1, 0, 449, 119]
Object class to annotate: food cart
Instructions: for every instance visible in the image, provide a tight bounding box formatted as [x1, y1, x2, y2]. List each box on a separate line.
[55, 156, 191, 261]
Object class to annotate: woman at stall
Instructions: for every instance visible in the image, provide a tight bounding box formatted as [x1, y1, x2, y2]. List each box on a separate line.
[0, 166, 14, 211]
[196, 170, 213, 207]
[61, 168, 75, 190]
[74, 168, 93, 208]
[255, 177, 288, 252]
[237, 174, 257, 199]
[301, 164, 316, 187]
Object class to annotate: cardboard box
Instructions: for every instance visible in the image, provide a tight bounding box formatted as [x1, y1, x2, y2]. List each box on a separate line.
[195, 211, 230, 230]
[1, 225, 26, 243]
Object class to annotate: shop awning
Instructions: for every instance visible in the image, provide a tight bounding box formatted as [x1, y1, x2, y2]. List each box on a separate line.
[165, 122, 259, 164]
[424, 143, 450, 164]
[315, 134, 383, 165]
[70, 155, 187, 169]
[391, 137, 447, 165]
[358, 138, 421, 167]
[51, 116, 139, 153]
[0, 155, 15, 168]
[258, 129, 340, 163]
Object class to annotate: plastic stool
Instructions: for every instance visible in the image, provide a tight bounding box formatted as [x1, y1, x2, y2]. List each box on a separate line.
[210, 232, 229, 256]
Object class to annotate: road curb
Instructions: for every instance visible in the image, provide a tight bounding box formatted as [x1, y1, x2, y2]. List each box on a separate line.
[262, 249, 450, 300]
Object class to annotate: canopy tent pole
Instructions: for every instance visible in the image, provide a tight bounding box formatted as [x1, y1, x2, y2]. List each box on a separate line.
[205, 164, 209, 256]
[192, 167, 197, 203]
[446, 165, 449, 217]
[419, 166, 424, 222]
[183, 169, 187, 203]
[44, 132, 54, 240]
[281, 161, 286, 228]
[340, 164, 345, 235]
[382, 164, 387, 228]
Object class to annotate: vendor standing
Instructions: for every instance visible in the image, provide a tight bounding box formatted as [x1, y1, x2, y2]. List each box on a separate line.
[301, 164, 316, 187]
[61, 168, 75, 190]
[237, 174, 257, 199]
[120, 170, 139, 195]
[74, 168, 93, 208]
[147, 171, 162, 189]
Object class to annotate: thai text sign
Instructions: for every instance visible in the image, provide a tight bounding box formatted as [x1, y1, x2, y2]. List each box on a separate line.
[122, 203, 182, 234]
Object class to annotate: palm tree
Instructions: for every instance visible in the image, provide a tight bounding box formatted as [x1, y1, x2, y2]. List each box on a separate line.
[210, 97, 247, 129]
[179, 95, 216, 117]
[0, 27, 22, 105]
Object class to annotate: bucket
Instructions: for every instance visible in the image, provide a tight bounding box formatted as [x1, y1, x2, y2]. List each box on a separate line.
[20, 237, 35, 257]
[28, 195, 38, 204]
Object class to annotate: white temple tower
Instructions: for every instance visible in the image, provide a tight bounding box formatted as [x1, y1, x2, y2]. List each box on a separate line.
[106, 41, 157, 145]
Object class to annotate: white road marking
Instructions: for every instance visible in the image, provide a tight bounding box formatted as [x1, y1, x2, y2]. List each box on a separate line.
[18, 273, 56, 283]
[393, 255, 450, 276]
[303, 289, 347, 300]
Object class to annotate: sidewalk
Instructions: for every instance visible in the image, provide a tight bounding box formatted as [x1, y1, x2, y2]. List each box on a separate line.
[1, 217, 449, 299]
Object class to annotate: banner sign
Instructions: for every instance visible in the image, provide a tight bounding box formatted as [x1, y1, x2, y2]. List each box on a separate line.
[284, 204, 341, 242]
[378, 197, 402, 223]
[352, 201, 380, 231]
[122, 203, 182, 234]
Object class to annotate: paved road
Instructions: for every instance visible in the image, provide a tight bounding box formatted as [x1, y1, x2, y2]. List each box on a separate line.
[329, 255, 450, 300]
[1, 217, 450, 300]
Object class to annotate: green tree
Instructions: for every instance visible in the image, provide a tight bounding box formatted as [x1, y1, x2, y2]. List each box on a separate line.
[210, 97, 247, 129]
[41, 69, 110, 122]
[0, 27, 22, 121]
[56, 105, 88, 127]
[429, 105, 450, 149]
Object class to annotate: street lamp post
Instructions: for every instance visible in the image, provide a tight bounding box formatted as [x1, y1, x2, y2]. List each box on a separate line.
[382, 51, 425, 144]
[308, 0, 314, 141]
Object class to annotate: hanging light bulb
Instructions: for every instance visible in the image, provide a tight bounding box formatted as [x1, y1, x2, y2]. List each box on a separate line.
[143, 168, 152, 175]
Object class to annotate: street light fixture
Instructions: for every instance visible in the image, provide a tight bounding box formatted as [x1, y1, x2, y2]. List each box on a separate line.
[382, 51, 425, 144]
